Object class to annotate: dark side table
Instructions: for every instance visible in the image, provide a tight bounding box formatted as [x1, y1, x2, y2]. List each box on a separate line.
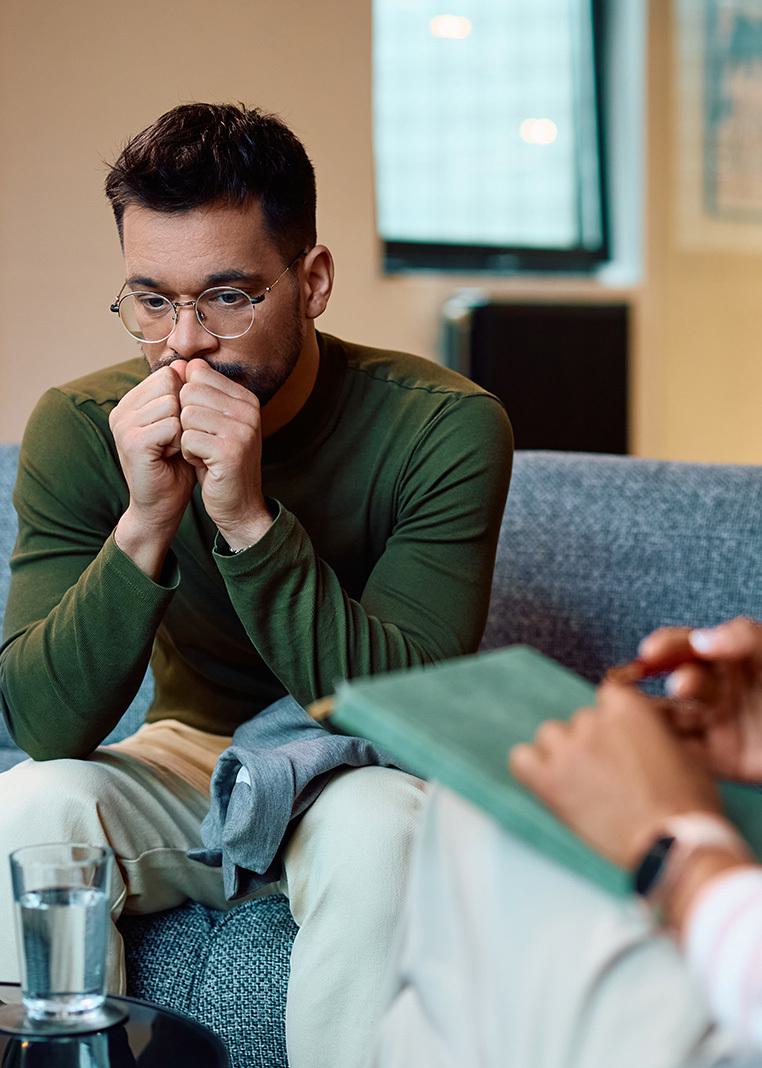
[0, 983, 230, 1066]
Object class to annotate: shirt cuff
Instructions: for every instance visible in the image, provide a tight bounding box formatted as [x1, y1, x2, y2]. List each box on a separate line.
[107, 530, 180, 593]
[684, 865, 762, 1034]
[212, 500, 302, 574]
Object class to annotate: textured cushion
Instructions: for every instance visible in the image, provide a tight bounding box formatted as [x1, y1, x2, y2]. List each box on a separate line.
[481, 451, 762, 683]
[0, 748, 24, 773]
[121, 896, 297, 1068]
[0, 447, 18, 624]
[0, 444, 20, 753]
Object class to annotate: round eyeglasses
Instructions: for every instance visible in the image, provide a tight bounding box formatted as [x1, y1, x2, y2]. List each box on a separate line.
[110, 249, 307, 343]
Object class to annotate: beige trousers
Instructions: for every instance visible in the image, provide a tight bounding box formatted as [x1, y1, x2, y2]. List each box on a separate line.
[0, 720, 427, 1068]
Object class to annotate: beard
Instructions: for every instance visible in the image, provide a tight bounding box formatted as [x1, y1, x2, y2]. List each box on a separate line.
[147, 304, 305, 406]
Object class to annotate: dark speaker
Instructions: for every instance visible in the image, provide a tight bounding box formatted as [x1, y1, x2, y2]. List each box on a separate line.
[443, 299, 629, 454]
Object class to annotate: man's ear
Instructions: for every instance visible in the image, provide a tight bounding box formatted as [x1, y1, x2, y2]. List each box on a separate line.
[302, 245, 334, 320]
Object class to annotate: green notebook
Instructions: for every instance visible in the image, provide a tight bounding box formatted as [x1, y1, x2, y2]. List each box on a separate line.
[328, 645, 762, 897]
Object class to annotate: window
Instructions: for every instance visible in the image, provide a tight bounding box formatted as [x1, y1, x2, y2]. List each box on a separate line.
[373, 0, 608, 272]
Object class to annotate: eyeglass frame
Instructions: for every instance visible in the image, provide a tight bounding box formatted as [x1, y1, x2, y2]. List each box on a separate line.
[110, 247, 309, 343]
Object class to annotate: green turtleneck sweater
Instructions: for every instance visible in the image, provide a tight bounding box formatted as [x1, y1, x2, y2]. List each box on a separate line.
[1, 332, 512, 760]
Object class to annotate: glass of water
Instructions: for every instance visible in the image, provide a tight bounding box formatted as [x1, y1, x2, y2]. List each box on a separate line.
[10, 844, 112, 1021]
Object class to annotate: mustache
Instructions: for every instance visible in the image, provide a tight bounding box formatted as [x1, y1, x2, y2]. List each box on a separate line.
[149, 355, 270, 399]
[151, 354, 246, 379]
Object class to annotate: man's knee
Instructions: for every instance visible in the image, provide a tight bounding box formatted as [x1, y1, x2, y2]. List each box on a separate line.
[284, 766, 428, 918]
[0, 757, 117, 840]
[310, 766, 425, 850]
[331, 762, 425, 807]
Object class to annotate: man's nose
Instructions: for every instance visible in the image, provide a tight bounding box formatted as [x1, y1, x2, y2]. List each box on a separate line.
[166, 303, 220, 359]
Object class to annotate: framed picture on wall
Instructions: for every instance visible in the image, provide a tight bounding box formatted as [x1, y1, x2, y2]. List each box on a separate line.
[675, 0, 762, 249]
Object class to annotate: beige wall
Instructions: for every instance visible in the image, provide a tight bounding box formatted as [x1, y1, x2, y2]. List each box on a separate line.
[641, 0, 762, 464]
[1, 0, 760, 462]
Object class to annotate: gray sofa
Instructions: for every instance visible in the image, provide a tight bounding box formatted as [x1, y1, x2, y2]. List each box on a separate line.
[1, 441, 761, 1067]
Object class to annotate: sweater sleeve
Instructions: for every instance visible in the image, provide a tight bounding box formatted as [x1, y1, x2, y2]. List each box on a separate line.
[683, 865, 762, 1049]
[0, 388, 178, 760]
[213, 394, 513, 708]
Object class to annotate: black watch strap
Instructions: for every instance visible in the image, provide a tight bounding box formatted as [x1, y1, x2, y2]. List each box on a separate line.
[633, 835, 676, 898]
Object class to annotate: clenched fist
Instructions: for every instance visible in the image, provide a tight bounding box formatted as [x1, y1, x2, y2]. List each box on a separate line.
[110, 360, 196, 539]
[178, 359, 273, 549]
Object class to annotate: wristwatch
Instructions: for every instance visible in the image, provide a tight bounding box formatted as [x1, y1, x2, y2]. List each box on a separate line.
[632, 813, 751, 910]
[633, 834, 677, 898]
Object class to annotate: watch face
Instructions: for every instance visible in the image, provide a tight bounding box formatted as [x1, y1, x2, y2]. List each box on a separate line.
[634, 835, 676, 897]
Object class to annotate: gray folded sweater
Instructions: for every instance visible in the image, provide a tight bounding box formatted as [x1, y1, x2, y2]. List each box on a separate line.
[188, 696, 399, 900]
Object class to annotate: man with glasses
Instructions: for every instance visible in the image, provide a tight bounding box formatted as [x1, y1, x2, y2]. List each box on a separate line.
[0, 103, 512, 1066]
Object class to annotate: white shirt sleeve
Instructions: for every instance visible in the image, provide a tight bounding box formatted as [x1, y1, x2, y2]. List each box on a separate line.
[684, 865, 762, 1048]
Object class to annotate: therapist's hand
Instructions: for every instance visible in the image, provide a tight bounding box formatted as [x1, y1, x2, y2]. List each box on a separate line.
[509, 681, 722, 869]
[639, 617, 762, 784]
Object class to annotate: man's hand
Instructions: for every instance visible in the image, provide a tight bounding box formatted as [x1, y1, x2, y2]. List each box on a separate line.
[110, 361, 196, 576]
[179, 359, 273, 549]
[638, 617, 762, 783]
[509, 683, 722, 869]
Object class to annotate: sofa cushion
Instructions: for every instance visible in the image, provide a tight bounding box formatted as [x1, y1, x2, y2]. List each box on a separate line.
[0, 445, 18, 642]
[0, 444, 20, 753]
[0, 748, 24, 773]
[121, 895, 296, 1068]
[482, 451, 762, 683]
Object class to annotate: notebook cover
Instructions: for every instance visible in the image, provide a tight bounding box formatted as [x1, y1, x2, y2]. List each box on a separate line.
[328, 645, 762, 897]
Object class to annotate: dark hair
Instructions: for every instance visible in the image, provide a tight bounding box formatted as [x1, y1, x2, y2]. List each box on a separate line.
[105, 102, 316, 257]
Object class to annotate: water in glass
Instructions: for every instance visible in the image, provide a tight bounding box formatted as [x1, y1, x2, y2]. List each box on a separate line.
[15, 884, 108, 1018]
